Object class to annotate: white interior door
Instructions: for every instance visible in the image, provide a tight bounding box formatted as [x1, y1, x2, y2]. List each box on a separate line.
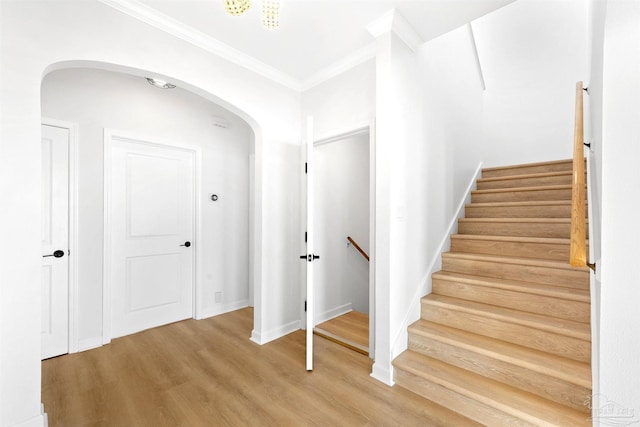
[41, 124, 69, 359]
[110, 137, 195, 338]
[305, 117, 317, 371]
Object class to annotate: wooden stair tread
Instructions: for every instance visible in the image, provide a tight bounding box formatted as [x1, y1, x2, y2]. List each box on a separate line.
[458, 219, 588, 239]
[479, 170, 572, 181]
[442, 252, 589, 272]
[464, 200, 580, 219]
[476, 171, 576, 190]
[394, 351, 590, 426]
[432, 271, 590, 323]
[450, 234, 582, 262]
[482, 159, 573, 173]
[472, 184, 574, 195]
[422, 294, 590, 340]
[432, 271, 590, 302]
[460, 217, 576, 224]
[408, 320, 591, 388]
[468, 200, 572, 207]
[442, 252, 589, 290]
[451, 234, 571, 245]
[314, 328, 369, 355]
[314, 311, 369, 352]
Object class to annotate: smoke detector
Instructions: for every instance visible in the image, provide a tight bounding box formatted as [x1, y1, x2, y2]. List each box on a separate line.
[212, 116, 230, 129]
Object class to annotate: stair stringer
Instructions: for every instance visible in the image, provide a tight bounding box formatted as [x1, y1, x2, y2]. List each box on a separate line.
[388, 163, 483, 365]
[585, 148, 599, 418]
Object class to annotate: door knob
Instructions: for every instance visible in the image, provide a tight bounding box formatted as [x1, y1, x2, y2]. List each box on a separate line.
[43, 250, 65, 258]
[180, 241, 191, 247]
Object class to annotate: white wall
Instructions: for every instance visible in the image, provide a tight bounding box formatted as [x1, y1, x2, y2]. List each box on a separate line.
[586, 0, 606, 269]
[370, 0, 590, 383]
[370, 20, 486, 383]
[389, 21, 488, 364]
[301, 60, 376, 328]
[0, 1, 301, 425]
[598, 0, 640, 422]
[314, 133, 370, 319]
[301, 60, 375, 140]
[252, 138, 301, 342]
[585, 0, 607, 411]
[473, 0, 588, 167]
[41, 68, 252, 345]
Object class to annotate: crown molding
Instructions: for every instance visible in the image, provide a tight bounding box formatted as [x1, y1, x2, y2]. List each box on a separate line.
[98, 0, 385, 93]
[366, 9, 395, 38]
[366, 8, 423, 52]
[301, 43, 376, 91]
[97, 0, 302, 90]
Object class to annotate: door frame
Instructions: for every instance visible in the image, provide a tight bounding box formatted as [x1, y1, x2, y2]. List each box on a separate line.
[102, 128, 203, 345]
[308, 121, 376, 359]
[41, 117, 80, 354]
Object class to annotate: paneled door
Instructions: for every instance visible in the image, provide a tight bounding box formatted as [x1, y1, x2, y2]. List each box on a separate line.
[109, 137, 195, 339]
[41, 124, 70, 359]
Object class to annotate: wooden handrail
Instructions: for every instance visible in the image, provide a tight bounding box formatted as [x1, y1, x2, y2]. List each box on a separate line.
[347, 236, 369, 262]
[569, 81, 590, 269]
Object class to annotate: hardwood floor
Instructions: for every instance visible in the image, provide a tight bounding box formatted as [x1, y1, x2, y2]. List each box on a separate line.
[42, 308, 480, 426]
[314, 311, 369, 355]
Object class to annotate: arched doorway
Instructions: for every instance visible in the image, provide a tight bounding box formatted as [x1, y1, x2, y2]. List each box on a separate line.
[40, 62, 263, 355]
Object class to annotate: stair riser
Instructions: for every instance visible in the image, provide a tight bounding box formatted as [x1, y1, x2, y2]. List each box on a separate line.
[442, 256, 589, 289]
[477, 174, 575, 190]
[421, 303, 591, 362]
[458, 221, 587, 239]
[408, 333, 592, 413]
[432, 279, 590, 323]
[465, 204, 575, 218]
[450, 237, 572, 261]
[482, 162, 574, 178]
[472, 188, 573, 203]
[394, 369, 533, 426]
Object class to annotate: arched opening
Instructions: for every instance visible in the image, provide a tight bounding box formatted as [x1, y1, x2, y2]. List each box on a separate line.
[39, 61, 263, 356]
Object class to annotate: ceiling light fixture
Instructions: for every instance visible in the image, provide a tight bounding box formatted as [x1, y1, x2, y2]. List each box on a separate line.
[224, 0, 251, 16]
[146, 78, 176, 89]
[223, 0, 280, 30]
[262, 0, 280, 30]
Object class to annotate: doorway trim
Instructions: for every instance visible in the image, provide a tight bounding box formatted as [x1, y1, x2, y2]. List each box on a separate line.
[102, 128, 203, 345]
[312, 122, 376, 359]
[41, 117, 80, 354]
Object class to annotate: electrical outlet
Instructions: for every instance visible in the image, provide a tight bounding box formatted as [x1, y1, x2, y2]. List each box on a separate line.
[215, 292, 222, 304]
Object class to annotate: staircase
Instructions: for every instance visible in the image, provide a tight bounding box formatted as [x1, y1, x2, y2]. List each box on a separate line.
[393, 159, 592, 426]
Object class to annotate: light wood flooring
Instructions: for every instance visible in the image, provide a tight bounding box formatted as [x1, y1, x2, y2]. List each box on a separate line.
[42, 308, 480, 426]
[314, 310, 369, 355]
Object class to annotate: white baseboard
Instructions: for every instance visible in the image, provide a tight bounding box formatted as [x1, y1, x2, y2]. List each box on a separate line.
[11, 410, 46, 427]
[200, 299, 249, 320]
[78, 336, 103, 352]
[315, 303, 352, 325]
[371, 362, 395, 386]
[250, 319, 300, 345]
[81, 301, 250, 352]
[249, 330, 263, 345]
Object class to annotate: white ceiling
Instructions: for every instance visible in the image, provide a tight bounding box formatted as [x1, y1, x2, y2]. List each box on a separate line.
[104, 0, 516, 89]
